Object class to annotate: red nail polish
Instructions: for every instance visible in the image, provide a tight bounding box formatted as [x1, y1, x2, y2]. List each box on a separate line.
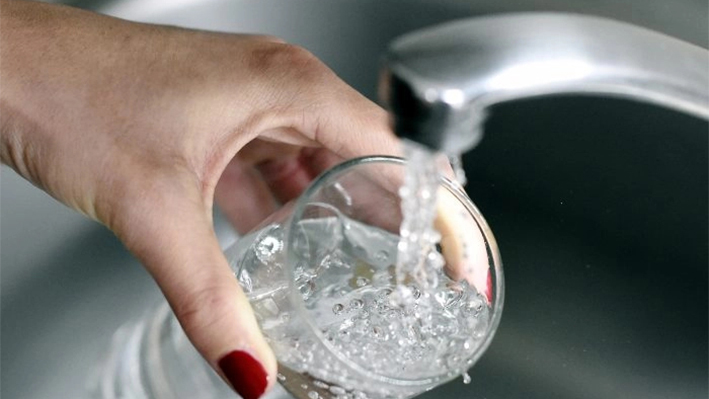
[486, 271, 493, 304]
[218, 350, 268, 399]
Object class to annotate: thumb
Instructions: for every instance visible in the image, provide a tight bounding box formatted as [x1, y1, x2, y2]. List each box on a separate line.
[121, 194, 277, 399]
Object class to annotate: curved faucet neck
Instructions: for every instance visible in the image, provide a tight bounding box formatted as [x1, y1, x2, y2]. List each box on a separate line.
[380, 13, 709, 153]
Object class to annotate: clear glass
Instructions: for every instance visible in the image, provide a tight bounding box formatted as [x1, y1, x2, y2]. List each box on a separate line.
[88, 156, 504, 399]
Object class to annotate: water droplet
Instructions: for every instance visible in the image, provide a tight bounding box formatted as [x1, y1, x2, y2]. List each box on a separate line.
[276, 373, 286, 382]
[355, 276, 369, 287]
[447, 153, 467, 186]
[427, 250, 444, 269]
[462, 372, 471, 384]
[308, 391, 320, 399]
[300, 383, 309, 389]
[420, 189, 432, 200]
[332, 303, 345, 314]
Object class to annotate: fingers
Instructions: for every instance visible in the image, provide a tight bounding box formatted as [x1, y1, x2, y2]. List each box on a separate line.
[215, 140, 325, 232]
[315, 95, 402, 159]
[236, 139, 315, 203]
[249, 43, 402, 160]
[297, 146, 345, 178]
[125, 195, 277, 399]
[435, 187, 492, 304]
[255, 156, 312, 204]
[214, 158, 278, 234]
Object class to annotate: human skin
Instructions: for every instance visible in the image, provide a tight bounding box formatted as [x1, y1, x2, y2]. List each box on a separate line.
[0, 1, 399, 397]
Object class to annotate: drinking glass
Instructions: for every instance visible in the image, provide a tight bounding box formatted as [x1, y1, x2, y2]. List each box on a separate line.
[89, 156, 504, 399]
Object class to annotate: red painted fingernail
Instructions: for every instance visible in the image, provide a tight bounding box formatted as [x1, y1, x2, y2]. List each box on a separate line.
[218, 350, 268, 399]
[486, 271, 494, 304]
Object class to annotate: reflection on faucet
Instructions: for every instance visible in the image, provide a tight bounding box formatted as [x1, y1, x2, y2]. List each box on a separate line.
[380, 13, 709, 153]
[487, 60, 592, 91]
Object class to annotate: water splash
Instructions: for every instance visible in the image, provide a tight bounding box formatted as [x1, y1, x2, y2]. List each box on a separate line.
[448, 153, 467, 186]
[394, 143, 443, 311]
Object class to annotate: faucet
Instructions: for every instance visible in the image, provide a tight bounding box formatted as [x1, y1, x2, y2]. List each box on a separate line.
[379, 13, 709, 153]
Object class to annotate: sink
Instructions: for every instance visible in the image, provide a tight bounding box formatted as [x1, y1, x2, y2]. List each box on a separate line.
[2, 1, 706, 399]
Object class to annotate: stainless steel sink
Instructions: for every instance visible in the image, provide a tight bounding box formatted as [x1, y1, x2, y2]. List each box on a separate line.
[2, 1, 706, 398]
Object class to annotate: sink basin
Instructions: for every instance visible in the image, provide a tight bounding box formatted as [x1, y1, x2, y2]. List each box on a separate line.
[2, 1, 706, 398]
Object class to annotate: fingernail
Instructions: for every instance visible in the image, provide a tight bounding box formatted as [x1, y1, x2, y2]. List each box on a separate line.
[218, 350, 268, 399]
[486, 271, 493, 304]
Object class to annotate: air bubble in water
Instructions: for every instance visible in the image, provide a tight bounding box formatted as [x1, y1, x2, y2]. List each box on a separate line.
[329, 385, 347, 395]
[446, 354, 462, 368]
[308, 391, 320, 399]
[276, 373, 286, 382]
[299, 280, 314, 299]
[251, 208, 494, 388]
[355, 276, 369, 287]
[313, 380, 329, 389]
[375, 250, 389, 263]
[339, 318, 354, 330]
[324, 253, 348, 269]
[350, 299, 364, 309]
[462, 371, 472, 384]
[464, 297, 483, 314]
[436, 289, 464, 309]
[255, 235, 283, 263]
[372, 326, 386, 340]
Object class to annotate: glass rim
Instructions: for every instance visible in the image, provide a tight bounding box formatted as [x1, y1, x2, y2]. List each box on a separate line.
[283, 155, 505, 388]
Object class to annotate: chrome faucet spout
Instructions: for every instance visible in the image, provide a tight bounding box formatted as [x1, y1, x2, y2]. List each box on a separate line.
[379, 13, 709, 153]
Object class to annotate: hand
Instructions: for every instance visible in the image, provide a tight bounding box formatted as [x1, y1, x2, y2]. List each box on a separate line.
[0, 2, 399, 398]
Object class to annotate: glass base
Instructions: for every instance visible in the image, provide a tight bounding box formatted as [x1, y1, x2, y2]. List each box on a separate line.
[87, 303, 232, 399]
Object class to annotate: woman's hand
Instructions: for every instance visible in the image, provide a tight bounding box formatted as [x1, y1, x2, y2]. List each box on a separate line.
[0, 1, 399, 398]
